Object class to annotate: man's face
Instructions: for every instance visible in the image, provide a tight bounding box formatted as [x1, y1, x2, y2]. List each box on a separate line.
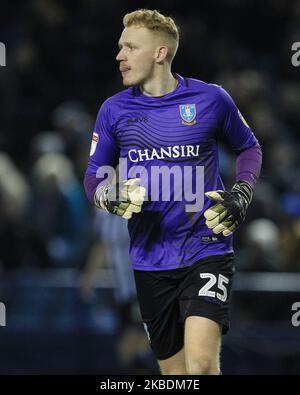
[116, 26, 158, 87]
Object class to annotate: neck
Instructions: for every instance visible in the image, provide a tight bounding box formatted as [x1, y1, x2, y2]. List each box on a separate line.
[139, 69, 178, 97]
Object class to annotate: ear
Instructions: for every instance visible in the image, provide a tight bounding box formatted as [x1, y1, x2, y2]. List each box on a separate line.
[155, 46, 168, 63]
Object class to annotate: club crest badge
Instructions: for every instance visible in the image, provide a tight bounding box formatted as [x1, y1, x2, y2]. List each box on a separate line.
[179, 104, 197, 125]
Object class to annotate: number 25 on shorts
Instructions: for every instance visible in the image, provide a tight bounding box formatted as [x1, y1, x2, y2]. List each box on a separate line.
[198, 273, 229, 302]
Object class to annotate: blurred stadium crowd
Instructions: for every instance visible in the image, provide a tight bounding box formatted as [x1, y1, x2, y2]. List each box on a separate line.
[0, 0, 299, 374]
[1, 0, 299, 273]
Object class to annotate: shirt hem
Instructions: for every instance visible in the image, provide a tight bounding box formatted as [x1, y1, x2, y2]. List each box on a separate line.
[132, 251, 234, 271]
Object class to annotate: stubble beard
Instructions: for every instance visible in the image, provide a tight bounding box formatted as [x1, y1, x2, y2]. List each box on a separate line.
[122, 65, 153, 88]
[122, 71, 143, 87]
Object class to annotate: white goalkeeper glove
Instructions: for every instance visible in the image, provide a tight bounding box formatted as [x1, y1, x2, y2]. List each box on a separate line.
[204, 181, 253, 236]
[94, 178, 146, 220]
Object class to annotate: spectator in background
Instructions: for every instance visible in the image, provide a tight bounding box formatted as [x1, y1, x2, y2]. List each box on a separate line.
[51, 101, 94, 180]
[236, 218, 285, 272]
[30, 152, 90, 267]
[79, 209, 156, 374]
[0, 152, 49, 271]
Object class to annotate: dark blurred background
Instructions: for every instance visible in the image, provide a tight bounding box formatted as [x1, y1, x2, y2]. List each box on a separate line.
[0, 0, 300, 375]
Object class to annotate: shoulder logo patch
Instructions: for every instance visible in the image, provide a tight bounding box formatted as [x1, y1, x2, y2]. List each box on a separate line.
[90, 132, 99, 156]
[238, 109, 250, 128]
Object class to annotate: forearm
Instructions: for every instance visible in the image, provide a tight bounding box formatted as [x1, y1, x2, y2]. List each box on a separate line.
[84, 173, 104, 204]
[236, 144, 262, 189]
[205, 144, 262, 236]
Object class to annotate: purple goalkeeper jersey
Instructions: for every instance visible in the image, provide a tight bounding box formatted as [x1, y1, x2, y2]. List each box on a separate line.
[85, 74, 258, 270]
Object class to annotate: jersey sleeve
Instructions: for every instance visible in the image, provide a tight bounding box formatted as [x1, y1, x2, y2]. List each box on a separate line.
[86, 99, 119, 175]
[215, 86, 259, 153]
[84, 100, 119, 203]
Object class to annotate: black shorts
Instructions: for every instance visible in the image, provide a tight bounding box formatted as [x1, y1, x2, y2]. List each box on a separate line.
[134, 254, 235, 361]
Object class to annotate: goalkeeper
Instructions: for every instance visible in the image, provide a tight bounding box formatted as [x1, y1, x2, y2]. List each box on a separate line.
[84, 9, 262, 375]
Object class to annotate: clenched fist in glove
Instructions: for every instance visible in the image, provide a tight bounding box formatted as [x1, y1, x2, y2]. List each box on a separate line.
[94, 178, 146, 220]
[204, 181, 253, 236]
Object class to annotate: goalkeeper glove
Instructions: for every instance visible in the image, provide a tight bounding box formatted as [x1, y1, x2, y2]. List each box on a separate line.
[94, 178, 146, 220]
[204, 181, 253, 236]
